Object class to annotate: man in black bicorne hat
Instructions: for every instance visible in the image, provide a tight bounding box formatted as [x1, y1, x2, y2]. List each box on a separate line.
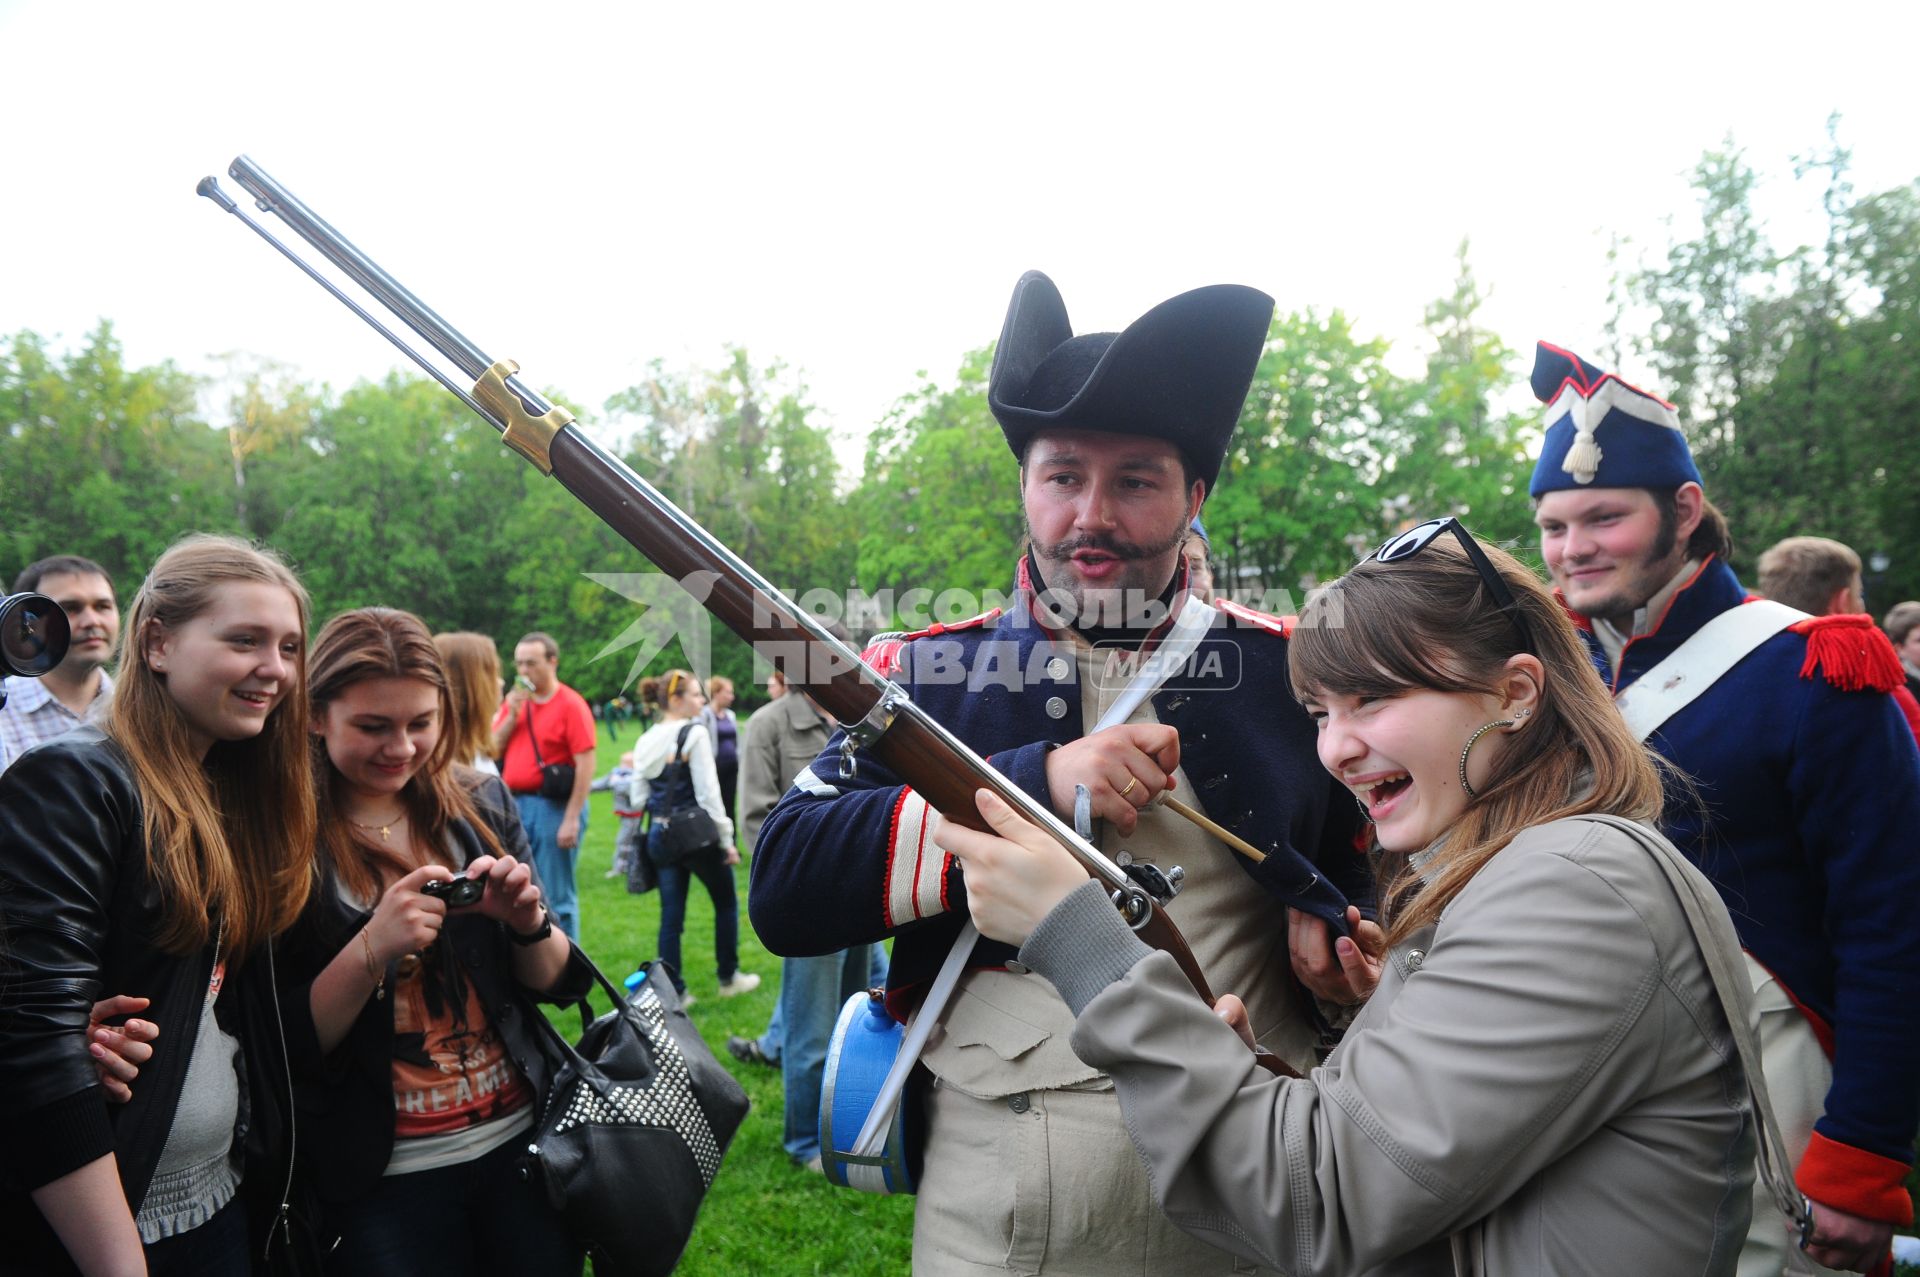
[752, 272, 1372, 1275]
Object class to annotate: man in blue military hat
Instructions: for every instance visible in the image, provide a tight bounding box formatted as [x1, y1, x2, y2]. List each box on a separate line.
[751, 272, 1374, 1275]
[1529, 341, 1920, 1276]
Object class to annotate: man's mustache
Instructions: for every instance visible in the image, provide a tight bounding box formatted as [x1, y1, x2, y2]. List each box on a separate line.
[1039, 535, 1160, 561]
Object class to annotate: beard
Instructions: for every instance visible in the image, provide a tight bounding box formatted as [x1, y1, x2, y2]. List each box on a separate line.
[1563, 537, 1687, 631]
[1027, 520, 1188, 632]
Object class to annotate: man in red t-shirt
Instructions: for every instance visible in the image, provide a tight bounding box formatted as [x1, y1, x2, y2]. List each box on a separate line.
[490, 631, 596, 940]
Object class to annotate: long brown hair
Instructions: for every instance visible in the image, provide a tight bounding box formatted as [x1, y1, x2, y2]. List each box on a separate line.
[106, 534, 316, 958]
[1289, 533, 1664, 946]
[433, 631, 502, 766]
[310, 608, 503, 903]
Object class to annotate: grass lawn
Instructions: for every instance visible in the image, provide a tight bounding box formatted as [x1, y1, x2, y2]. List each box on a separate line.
[554, 720, 914, 1276]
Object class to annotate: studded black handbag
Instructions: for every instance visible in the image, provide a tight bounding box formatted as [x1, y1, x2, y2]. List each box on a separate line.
[526, 956, 750, 1276]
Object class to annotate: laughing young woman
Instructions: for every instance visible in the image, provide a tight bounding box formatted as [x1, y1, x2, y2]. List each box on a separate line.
[939, 521, 1764, 1276]
[0, 535, 315, 1277]
[280, 607, 591, 1276]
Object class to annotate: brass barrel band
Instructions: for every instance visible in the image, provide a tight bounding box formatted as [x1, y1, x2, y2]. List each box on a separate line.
[475, 359, 574, 474]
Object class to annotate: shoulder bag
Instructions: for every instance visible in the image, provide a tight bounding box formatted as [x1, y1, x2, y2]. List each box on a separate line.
[525, 697, 578, 802]
[1447, 814, 1813, 1275]
[528, 955, 750, 1277]
[650, 724, 724, 867]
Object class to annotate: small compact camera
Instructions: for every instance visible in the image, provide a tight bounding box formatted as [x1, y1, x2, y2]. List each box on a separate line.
[421, 875, 486, 908]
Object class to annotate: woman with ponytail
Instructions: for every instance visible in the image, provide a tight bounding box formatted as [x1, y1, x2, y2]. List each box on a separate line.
[0, 534, 315, 1276]
[629, 669, 755, 1002]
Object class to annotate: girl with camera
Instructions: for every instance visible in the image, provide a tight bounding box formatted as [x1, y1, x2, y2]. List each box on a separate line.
[629, 669, 755, 1002]
[284, 607, 589, 1275]
[0, 535, 315, 1276]
[940, 521, 1764, 1275]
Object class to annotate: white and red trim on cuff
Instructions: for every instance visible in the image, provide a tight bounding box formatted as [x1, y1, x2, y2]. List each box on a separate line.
[883, 788, 950, 928]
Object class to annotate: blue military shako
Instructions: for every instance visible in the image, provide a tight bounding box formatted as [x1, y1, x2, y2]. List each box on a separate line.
[1529, 341, 1700, 497]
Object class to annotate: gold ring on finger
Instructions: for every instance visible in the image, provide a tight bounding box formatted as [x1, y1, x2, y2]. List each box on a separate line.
[1119, 776, 1139, 799]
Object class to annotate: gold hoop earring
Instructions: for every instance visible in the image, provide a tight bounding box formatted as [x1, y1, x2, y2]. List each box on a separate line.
[1458, 719, 1514, 799]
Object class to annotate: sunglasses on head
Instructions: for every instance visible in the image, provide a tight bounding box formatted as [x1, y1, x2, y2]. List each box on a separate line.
[1372, 517, 1537, 654]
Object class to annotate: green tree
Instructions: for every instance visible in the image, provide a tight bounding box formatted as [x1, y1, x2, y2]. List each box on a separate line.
[1633, 137, 1803, 577]
[849, 345, 1024, 617]
[1631, 126, 1920, 601]
[1384, 241, 1537, 558]
[0, 322, 230, 584]
[1210, 309, 1408, 601]
[1836, 177, 1920, 603]
[602, 349, 850, 696]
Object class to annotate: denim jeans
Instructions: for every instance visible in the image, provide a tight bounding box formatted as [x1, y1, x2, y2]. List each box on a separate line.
[514, 792, 584, 941]
[754, 999, 785, 1062]
[753, 943, 887, 1067]
[326, 1135, 582, 1277]
[781, 944, 886, 1163]
[650, 824, 740, 990]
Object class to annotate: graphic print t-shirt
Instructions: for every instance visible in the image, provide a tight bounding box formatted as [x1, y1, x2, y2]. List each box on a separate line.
[385, 942, 535, 1175]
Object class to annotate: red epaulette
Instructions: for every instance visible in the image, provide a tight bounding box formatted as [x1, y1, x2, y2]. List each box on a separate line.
[860, 609, 1003, 678]
[1214, 597, 1295, 638]
[860, 635, 910, 678]
[1787, 614, 1906, 694]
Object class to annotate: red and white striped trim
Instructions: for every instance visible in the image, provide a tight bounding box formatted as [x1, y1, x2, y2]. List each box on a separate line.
[1540, 377, 1681, 435]
[882, 789, 950, 928]
[1215, 597, 1294, 638]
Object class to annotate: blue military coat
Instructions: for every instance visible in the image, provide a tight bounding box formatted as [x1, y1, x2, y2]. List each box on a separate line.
[1577, 556, 1920, 1217]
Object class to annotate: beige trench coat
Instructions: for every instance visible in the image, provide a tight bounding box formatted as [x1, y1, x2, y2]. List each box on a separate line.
[1022, 816, 1756, 1276]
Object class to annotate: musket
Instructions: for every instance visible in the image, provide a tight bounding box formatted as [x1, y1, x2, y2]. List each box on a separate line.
[198, 157, 1284, 1069]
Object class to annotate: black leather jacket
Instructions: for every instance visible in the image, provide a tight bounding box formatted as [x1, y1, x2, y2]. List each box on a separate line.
[276, 771, 593, 1207]
[0, 727, 297, 1272]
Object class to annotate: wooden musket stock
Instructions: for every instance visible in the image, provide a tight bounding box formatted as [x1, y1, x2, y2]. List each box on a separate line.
[200, 157, 1291, 1075]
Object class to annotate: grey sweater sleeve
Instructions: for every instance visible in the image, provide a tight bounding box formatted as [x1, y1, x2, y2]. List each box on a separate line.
[1018, 879, 1156, 1014]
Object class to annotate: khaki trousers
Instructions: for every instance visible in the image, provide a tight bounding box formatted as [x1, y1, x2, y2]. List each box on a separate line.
[911, 1076, 1274, 1277]
[1737, 956, 1847, 1277]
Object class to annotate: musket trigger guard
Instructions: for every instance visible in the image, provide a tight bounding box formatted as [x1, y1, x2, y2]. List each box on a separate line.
[475, 359, 574, 475]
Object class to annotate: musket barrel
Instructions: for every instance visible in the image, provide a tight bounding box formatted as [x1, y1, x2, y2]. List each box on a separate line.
[201, 158, 1224, 1015]
[229, 156, 498, 387]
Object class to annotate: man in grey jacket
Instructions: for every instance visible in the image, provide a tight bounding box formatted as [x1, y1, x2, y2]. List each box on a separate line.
[736, 686, 885, 1172]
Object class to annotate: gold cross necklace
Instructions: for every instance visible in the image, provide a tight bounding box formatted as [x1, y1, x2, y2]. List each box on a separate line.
[348, 809, 409, 842]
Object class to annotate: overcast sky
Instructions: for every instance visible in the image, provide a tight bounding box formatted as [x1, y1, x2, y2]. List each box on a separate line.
[4, 1, 1917, 461]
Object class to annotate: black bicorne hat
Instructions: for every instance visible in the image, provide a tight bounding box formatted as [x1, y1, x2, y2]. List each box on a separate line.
[986, 271, 1274, 492]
